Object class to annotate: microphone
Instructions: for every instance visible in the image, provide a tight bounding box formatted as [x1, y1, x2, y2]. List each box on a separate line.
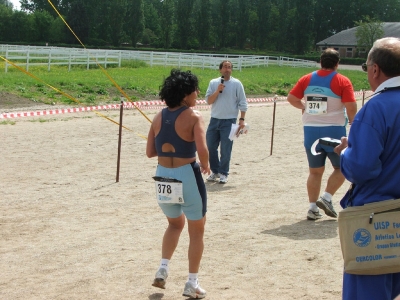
[219, 75, 224, 93]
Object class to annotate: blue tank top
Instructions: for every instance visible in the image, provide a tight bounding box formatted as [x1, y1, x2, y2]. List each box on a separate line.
[155, 106, 196, 158]
[303, 71, 347, 126]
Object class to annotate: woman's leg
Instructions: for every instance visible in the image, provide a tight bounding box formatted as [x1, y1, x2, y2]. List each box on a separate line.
[162, 214, 185, 259]
[153, 214, 186, 289]
[182, 216, 207, 298]
[187, 216, 206, 273]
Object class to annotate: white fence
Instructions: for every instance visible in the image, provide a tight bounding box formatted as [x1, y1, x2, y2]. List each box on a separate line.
[0, 45, 316, 73]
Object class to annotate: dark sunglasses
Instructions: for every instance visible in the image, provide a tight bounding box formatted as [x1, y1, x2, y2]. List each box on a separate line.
[361, 62, 373, 72]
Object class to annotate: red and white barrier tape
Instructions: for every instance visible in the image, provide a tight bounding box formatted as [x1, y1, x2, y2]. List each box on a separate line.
[0, 92, 372, 119]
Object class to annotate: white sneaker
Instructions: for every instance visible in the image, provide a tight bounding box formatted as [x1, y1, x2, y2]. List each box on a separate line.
[206, 172, 219, 181]
[152, 268, 168, 289]
[316, 196, 338, 218]
[182, 282, 206, 299]
[219, 174, 228, 184]
[307, 209, 323, 220]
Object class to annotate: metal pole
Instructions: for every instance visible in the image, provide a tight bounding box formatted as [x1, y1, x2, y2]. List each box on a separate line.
[116, 100, 124, 182]
[270, 95, 277, 156]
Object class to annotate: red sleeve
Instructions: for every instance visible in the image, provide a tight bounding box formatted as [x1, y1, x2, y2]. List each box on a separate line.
[289, 73, 312, 99]
[330, 73, 356, 103]
[289, 71, 356, 103]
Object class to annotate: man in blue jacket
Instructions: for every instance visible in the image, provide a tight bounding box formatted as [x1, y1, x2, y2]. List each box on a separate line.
[334, 37, 400, 300]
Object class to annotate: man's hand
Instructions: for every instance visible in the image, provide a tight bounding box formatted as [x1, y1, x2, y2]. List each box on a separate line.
[334, 137, 348, 155]
[238, 118, 245, 129]
[218, 82, 225, 93]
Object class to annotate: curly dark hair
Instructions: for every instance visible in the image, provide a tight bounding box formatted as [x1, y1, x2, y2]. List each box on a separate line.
[159, 69, 199, 108]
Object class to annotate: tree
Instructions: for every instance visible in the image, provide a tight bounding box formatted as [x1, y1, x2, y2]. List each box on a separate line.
[158, 0, 174, 49]
[273, 1, 296, 52]
[20, 0, 63, 17]
[266, 3, 280, 51]
[0, 4, 12, 41]
[8, 10, 33, 42]
[85, 0, 127, 47]
[2, 0, 400, 53]
[377, 0, 400, 21]
[254, 0, 271, 50]
[247, 8, 258, 49]
[216, 0, 229, 48]
[49, 15, 66, 43]
[65, 0, 89, 45]
[293, 0, 314, 53]
[236, 0, 250, 48]
[33, 10, 53, 42]
[313, 0, 331, 46]
[175, 0, 194, 49]
[108, 0, 127, 47]
[355, 16, 384, 54]
[194, 0, 210, 49]
[0, 0, 13, 9]
[125, 0, 144, 47]
[142, 1, 161, 46]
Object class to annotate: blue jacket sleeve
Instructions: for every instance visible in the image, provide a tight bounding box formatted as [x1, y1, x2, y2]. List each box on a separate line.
[340, 115, 383, 184]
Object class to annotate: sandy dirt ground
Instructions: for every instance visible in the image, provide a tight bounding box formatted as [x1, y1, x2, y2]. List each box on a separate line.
[1, 99, 363, 300]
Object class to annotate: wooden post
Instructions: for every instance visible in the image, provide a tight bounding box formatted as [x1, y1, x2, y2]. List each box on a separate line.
[270, 95, 277, 156]
[116, 100, 124, 182]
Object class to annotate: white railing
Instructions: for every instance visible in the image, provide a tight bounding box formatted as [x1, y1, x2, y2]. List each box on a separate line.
[0, 44, 316, 73]
[2, 47, 121, 72]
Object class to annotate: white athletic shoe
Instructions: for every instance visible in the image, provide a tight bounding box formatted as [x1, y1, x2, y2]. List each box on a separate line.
[307, 209, 323, 220]
[219, 174, 228, 184]
[206, 172, 219, 181]
[152, 268, 168, 289]
[182, 282, 206, 299]
[316, 196, 338, 218]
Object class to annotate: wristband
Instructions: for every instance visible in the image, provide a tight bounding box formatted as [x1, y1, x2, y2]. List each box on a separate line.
[239, 118, 245, 121]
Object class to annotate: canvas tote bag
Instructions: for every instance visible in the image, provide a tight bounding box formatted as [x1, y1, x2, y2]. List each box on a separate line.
[338, 198, 400, 275]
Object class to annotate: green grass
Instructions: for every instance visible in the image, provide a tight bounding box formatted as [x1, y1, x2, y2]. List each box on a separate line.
[0, 120, 16, 125]
[0, 61, 370, 107]
[27, 118, 56, 122]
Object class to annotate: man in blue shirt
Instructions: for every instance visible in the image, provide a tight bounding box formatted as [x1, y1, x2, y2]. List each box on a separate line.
[205, 60, 248, 184]
[334, 37, 400, 300]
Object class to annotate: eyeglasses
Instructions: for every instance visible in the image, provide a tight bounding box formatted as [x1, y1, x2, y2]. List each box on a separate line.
[361, 62, 373, 72]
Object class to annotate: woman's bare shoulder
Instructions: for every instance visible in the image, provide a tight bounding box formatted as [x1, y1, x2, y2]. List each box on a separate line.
[188, 108, 204, 119]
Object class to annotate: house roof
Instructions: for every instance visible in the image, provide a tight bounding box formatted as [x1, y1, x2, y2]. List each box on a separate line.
[316, 22, 400, 46]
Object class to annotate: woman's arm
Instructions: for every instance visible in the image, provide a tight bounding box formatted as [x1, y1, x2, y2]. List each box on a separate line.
[146, 112, 161, 158]
[193, 111, 210, 174]
[146, 123, 157, 158]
